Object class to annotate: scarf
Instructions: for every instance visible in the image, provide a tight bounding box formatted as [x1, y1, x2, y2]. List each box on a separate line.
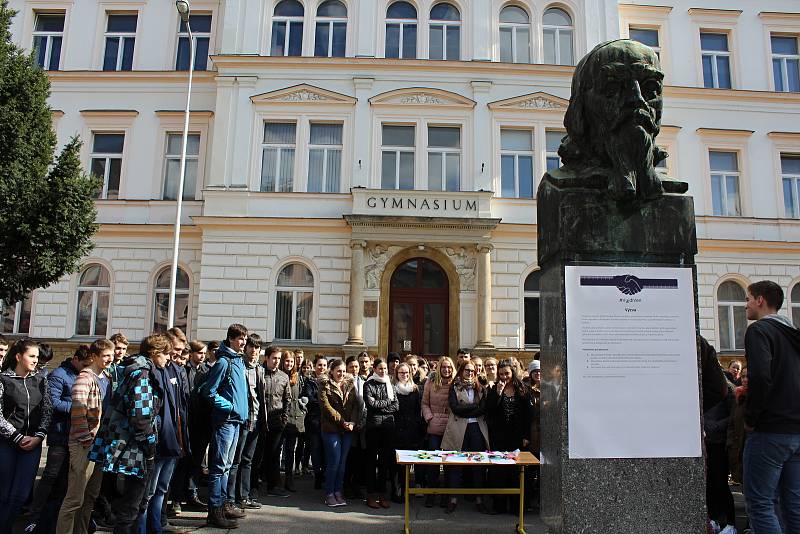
[395, 381, 416, 395]
[367, 373, 395, 400]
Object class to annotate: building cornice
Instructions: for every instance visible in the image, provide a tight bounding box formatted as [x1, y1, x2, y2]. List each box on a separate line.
[47, 70, 217, 85]
[344, 214, 501, 232]
[759, 12, 800, 24]
[96, 223, 202, 239]
[618, 4, 673, 17]
[698, 238, 800, 255]
[666, 85, 800, 106]
[79, 109, 139, 117]
[696, 127, 754, 137]
[687, 8, 742, 20]
[154, 110, 215, 117]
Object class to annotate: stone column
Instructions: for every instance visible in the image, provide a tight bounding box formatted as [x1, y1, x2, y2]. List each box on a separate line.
[475, 244, 493, 348]
[346, 240, 366, 345]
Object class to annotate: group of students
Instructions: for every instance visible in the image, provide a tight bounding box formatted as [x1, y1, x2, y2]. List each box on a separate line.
[0, 325, 543, 534]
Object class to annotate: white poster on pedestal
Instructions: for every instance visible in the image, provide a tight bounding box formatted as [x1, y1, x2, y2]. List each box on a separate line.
[564, 265, 702, 459]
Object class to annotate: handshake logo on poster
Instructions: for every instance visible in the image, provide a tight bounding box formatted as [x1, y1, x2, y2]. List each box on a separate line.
[579, 275, 679, 296]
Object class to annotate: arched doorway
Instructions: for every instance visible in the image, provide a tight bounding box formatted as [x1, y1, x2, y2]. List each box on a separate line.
[389, 257, 449, 356]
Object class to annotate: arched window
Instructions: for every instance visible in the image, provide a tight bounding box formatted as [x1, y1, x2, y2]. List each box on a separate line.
[717, 280, 746, 352]
[153, 267, 190, 333]
[791, 283, 800, 327]
[275, 264, 314, 340]
[271, 0, 304, 56]
[385, 1, 417, 59]
[429, 3, 460, 60]
[76, 265, 110, 337]
[314, 0, 347, 57]
[524, 270, 541, 346]
[499, 5, 530, 63]
[542, 7, 574, 65]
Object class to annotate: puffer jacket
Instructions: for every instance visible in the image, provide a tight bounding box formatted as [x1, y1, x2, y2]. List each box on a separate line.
[363, 377, 398, 429]
[394, 385, 424, 450]
[46, 359, 80, 446]
[88, 355, 162, 478]
[286, 375, 307, 432]
[0, 369, 52, 445]
[262, 366, 290, 430]
[319, 375, 360, 434]
[422, 375, 451, 437]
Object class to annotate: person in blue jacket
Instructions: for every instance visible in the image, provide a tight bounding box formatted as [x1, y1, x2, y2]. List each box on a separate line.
[201, 323, 249, 529]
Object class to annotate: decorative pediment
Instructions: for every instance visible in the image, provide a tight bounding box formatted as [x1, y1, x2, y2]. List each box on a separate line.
[369, 88, 476, 108]
[250, 84, 357, 105]
[488, 92, 569, 112]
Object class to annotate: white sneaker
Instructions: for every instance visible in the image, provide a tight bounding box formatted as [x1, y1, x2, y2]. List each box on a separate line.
[719, 526, 737, 534]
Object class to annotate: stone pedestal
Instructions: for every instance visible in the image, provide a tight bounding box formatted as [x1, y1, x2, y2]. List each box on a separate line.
[537, 178, 706, 534]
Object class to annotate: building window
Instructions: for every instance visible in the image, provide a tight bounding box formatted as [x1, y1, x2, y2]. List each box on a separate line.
[546, 130, 563, 172]
[524, 270, 541, 346]
[500, 129, 534, 198]
[656, 145, 668, 170]
[152, 267, 189, 334]
[103, 13, 137, 71]
[314, 0, 347, 58]
[32, 13, 64, 70]
[791, 283, 800, 327]
[781, 154, 800, 219]
[75, 264, 110, 337]
[163, 133, 200, 200]
[701, 32, 731, 89]
[629, 27, 660, 58]
[717, 280, 746, 352]
[176, 14, 212, 71]
[271, 0, 304, 57]
[709, 151, 741, 216]
[1, 296, 32, 335]
[381, 124, 415, 190]
[499, 6, 530, 63]
[429, 3, 460, 61]
[308, 123, 343, 193]
[542, 8, 573, 65]
[385, 1, 417, 59]
[261, 122, 296, 192]
[427, 126, 460, 191]
[275, 263, 313, 341]
[771, 35, 800, 93]
[90, 133, 124, 199]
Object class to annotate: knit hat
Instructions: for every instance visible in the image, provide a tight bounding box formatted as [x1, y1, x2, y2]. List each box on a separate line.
[528, 360, 541, 373]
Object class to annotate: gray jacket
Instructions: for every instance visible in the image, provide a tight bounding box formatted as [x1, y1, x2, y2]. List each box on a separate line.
[261, 366, 290, 429]
[286, 376, 308, 432]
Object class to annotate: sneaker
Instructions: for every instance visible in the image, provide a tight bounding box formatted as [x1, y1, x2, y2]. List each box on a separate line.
[222, 501, 246, 519]
[325, 494, 339, 507]
[23, 523, 37, 534]
[166, 502, 181, 518]
[334, 491, 347, 506]
[162, 523, 190, 534]
[267, 487, 291, 498]
[238, 499, 262, 509]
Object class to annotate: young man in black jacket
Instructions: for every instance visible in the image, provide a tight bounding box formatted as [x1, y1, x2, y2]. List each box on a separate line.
[743, 280, 800, 533]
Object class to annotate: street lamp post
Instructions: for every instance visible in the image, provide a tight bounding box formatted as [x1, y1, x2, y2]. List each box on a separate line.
[168, 0, 194, 329]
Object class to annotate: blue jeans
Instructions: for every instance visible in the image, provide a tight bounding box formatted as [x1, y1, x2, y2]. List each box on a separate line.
[0, 438, 42, 532]
[743, 432, 800, 534]
[208, 422, 240, 508]
[137, 457, 177, 534]
[322, 432, 353, 495]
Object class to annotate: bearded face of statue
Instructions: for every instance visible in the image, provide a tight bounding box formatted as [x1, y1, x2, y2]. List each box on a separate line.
[583, 42, 664, 198]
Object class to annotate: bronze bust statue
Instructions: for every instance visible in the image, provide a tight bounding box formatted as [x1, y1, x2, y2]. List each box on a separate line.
[543, 39, 688, 200]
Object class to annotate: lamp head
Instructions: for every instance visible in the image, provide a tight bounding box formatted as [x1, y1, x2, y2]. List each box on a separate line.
[175, 0, 190, 22]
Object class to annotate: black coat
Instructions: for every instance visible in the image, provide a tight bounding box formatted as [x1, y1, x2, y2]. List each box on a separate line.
[363, 378, 398, 428]
[486, 384, 532, 451]
[393, 388, 424, 449]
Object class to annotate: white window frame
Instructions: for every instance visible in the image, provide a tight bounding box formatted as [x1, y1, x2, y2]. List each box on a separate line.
[716, 279, 747, 352]
[619, 4, 672, 79]
[499, 8, 531, 64]
[709, 150, 742, 217]
[103, 12, 137, 71]
[271, 4, 304, 57]
[307, 122, 344, 193]
[314, 6, 347, 58]
[542, 8, 574, 66]
[697, 128, 752, 217]
[0, 297, 33, 335]
[380, 123, 416, 190]
[176, 12, 212, 70]
[74, 264, 111, 338]
[628, 26, 661, 57]
[162, 132, 201, 200]
[790, 282, 800, 327]
[274, 263, 315, 342]
[700, 32, 732, 89]
[90, 132, 125, 200]
[260, 121, 298, 192]
[428, 7, 460, 61]
[427, 125, 461, 192]
[522, 269, 541, 348]
[32, 12, 65, 70]
[499, 128, 534, 198]
[152, 266, 190, 334]
[781, 153, 800, 219]
[545, 129, 564, 172]
[385, 6, 417, 59]
[771, 33, 800, 93]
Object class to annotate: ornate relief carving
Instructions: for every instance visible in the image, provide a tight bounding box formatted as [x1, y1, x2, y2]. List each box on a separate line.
[279, 89, 326, 102]
[399, 94, 445, 105]
[444, 246, 477, 291]
[516, 96, 565, 109]
[365, 244, 391, 290]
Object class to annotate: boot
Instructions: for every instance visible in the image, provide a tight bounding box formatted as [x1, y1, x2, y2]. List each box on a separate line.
[366, 494, 381, 509]
[379, 495, 391, 509]
[185, 493, 207, 511]
[223, 501, 246, 519]
[284, 471, 296, 492]
[207, 507, 238, 529]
